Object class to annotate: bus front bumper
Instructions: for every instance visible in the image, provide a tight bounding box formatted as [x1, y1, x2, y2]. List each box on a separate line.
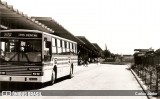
[0, 75, 44, 83]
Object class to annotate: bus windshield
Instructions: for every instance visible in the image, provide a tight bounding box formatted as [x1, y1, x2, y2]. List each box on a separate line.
[0, 38, 42, 63]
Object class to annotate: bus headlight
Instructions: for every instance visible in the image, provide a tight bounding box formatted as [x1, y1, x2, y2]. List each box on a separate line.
[0, 71, 6, 75]
[32, 72, 43, 76]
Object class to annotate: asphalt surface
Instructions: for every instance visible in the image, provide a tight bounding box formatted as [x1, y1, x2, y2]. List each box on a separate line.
[0, 64, 147, 99]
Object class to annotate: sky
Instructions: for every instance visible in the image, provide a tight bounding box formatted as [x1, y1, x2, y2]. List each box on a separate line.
[3, 0, 160, 55]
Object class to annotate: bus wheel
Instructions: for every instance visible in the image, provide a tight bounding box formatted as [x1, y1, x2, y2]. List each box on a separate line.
[50, 70, 56, 85]
[69, 67, 73, 79]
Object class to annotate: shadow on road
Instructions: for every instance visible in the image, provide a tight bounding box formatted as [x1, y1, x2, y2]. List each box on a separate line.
[0, 82, 44, 91]
[0, 76, 70, 91]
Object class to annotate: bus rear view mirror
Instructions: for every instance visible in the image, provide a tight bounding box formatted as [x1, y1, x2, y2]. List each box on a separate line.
[46, 41, 51, 48]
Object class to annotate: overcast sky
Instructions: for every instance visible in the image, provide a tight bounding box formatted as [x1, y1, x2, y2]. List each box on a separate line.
[3, 0, 160, 54]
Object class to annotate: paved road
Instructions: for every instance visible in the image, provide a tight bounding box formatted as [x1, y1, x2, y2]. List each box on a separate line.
[0, 64, 147, 99]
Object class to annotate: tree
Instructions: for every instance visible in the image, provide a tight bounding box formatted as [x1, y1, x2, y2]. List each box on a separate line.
[103, 49, 111, 58]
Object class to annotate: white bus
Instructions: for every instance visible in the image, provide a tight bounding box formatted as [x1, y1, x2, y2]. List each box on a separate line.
[0, 29, 78, 84]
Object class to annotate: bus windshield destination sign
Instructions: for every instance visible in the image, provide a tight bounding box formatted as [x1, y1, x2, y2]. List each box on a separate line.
[0, 32, 42, 38]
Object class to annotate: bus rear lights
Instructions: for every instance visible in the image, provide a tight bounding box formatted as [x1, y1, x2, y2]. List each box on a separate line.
[0, 71, 6, 75]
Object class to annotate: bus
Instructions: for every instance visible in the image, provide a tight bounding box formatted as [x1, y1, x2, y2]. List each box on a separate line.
[0, 29, 78, 84]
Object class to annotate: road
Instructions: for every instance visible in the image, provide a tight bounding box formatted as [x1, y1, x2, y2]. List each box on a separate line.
[0, 64, 147, 99]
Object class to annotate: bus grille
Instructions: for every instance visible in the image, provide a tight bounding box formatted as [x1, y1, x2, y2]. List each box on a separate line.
[0, 65, 42, 76]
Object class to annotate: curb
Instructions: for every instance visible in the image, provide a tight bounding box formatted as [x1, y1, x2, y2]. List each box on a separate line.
[130, 68, 155, 99]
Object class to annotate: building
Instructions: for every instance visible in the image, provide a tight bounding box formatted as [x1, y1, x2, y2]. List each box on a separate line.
[0, 1, 102, 65]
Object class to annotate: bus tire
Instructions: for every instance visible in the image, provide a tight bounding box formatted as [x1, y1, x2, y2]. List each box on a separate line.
[50, 70, 56, 85]
[68, 67, 73, 79]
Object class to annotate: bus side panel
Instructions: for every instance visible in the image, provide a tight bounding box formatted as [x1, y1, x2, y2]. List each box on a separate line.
[42, 56, 78, 83]
[54, 55, 69, 78]
[55, 55, 78, 78]
[43, 65, 53, 82]
[52, 55, 73, 78]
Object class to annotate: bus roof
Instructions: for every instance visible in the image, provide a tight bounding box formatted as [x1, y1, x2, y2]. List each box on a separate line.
[0, 29, 77, 44]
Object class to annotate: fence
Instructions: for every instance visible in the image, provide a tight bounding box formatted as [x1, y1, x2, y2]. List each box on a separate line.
[133, 51, 160, 93]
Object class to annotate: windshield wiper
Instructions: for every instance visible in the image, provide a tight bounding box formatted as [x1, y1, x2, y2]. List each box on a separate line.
[8, 52, 30, 62]
[8, 52, 18, 61]
[21, 52, 30, 62]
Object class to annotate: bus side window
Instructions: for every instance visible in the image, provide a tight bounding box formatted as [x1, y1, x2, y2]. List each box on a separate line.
[66, 42, 69, 53]
[73, 43, 75, 54]
[69, 42, 73, 55]
[65, 41, 67, 52]
[57, 39, 62, 54]
[72, 43, 74, 52]
[52, 38, 57, 54]
[75, 44, 77, 54]
[44, 38, 51, 61]
[73, 44, 77, 54]
[62, 40, 66, 53]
